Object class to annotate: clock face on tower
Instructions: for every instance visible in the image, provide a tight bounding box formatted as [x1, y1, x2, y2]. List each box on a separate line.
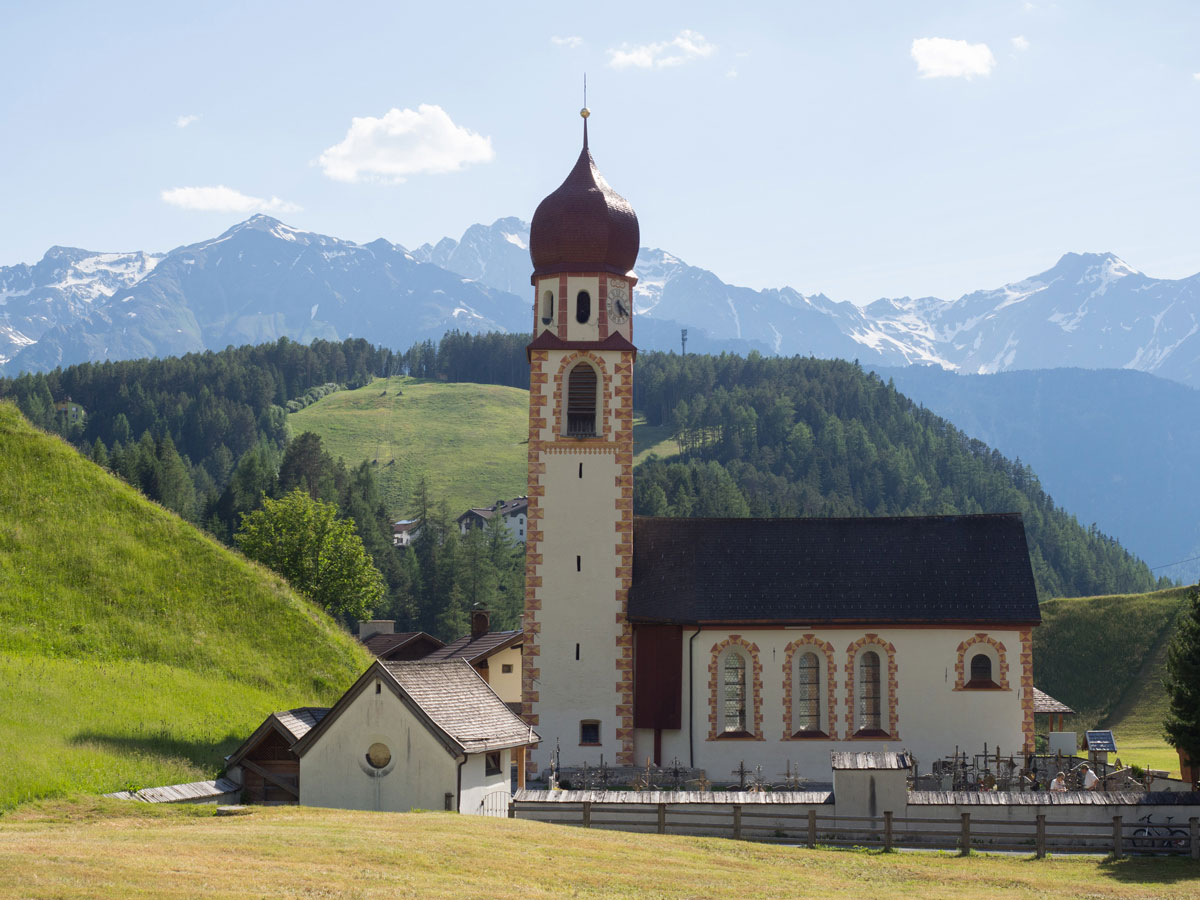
[607, 278, 630, 324]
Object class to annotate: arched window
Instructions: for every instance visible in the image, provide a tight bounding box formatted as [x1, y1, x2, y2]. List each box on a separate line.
[858, 650, 881, 733]
[541, 290, 554, 326]
[575, 290, 591, 324]
[795, 651, 821, 733]
[566, 364, 597, 437]
[722, 652, 748, 733]
[969, 653, 993, 686]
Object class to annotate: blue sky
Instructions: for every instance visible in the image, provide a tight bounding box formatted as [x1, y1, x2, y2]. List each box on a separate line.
[2, 1, 1198, 303]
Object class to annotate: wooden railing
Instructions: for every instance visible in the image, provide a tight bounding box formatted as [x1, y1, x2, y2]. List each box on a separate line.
[511, 800, 1200, 857]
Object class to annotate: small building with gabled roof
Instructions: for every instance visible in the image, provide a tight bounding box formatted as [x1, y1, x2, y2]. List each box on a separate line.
[294, 659, 538, 814]
[224, 707, 329, 804]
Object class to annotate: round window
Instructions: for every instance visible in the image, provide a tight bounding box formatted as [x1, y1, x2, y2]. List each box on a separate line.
[366, 742, 392, 769]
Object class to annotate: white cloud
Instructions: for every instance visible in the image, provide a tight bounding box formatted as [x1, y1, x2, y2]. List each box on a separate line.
[551, 35, 582, 48]
[1011, 35, 1030, 51]
[1194, 72, 1200, 81]
[608, 30, 716, 69]
[161, 185, 300, 214]
[176, 114, 199, 128]
[318, 104, 494, 184]
[911, 37, 996, 79]
[726, 67, 738, 79]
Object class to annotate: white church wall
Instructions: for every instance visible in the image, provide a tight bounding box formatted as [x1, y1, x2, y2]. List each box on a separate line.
[530, 449, 624, 770]
[633, 626, 1029, 782]
[300, 677, 460, 813]
[565, 276, 601, 343]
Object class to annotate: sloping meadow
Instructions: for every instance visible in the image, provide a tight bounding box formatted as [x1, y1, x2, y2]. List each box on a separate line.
[0, 402, 371, 808]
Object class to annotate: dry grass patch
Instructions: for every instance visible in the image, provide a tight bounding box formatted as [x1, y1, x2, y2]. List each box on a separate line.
[0, 800, 1196, 900]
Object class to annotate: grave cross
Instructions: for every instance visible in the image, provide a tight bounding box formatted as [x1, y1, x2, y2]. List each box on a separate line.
[732, 760, 751, 790]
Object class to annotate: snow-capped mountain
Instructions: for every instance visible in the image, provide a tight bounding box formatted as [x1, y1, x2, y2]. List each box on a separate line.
[1, 216, 528, 374]
[420, 219, 1200, 388]
[6, 215, 1200, 388]
[0, 247, 162, 365]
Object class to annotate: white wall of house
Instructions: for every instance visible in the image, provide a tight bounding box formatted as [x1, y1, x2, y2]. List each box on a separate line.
[459, 748, 513, 815]
[300, 676, 460, 813]
[629, 626, 1029, 781]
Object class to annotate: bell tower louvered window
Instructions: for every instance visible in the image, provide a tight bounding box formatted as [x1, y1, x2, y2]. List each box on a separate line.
[567, 364, 598, 437]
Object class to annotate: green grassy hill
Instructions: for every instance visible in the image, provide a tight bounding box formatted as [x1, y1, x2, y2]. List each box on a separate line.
[288, 377, 529, 516]
[1033, 586, 1190, 774]
[289, 376, 678, 517]
[0, 402, 372, 809]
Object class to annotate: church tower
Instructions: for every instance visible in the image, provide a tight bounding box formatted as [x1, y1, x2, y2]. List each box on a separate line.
[523, 109, 639, 770]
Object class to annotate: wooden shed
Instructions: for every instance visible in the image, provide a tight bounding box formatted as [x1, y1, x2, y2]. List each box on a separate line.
[225, 707, 329, 804]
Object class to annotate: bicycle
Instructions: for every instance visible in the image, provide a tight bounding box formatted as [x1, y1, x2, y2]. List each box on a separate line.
[1131, 814, 1189, 851]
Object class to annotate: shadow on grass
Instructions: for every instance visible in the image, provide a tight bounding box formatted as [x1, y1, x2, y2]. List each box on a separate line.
[70, 730, 245, 770]
[1095, 855, 1199, 884]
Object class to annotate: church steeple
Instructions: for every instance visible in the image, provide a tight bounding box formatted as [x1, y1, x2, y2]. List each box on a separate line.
[529, 110, 640, 280]
[522, 109, 639, 771]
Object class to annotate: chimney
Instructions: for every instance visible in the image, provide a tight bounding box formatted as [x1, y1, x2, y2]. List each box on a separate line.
[358, 619, 395, 640]
[471, 609, 490, 640]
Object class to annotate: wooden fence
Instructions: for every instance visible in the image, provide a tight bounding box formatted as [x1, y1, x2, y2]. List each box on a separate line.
[511, 799, 1200, 857]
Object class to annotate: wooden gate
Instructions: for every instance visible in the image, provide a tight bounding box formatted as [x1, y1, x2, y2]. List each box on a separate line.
[480, 790, 512, 818]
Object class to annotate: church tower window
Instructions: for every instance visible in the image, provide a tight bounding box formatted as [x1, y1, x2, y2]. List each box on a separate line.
[541, 290, 554, 326]
[566, 363, 598, 437]
[575, 290, 591, 324]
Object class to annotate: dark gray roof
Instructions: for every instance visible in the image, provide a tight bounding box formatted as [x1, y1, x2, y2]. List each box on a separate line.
[383, 659, 536, 754]
[423, 630, 523, 664]
[361, 630, 444, 658]
[831, 751, 912, 770]
[629, 514, 1040, 625]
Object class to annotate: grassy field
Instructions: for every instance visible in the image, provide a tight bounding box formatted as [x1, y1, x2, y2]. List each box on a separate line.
[289, 376, 529, 517]
[0, 799, 1195, 900]
[632, 411, 679, 465]
[290, 377, 679, 517]
[1034, 586, 1190, 775]
[0, 402, 372, 809]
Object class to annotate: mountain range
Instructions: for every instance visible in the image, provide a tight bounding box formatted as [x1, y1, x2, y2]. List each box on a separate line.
[6, 215, 1200, 390]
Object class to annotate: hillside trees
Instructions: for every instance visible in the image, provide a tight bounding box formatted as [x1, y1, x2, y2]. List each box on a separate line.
[235, 489, 385, 622]
[631, 351, 1163, 599]
[1164, 585, 1200, 771]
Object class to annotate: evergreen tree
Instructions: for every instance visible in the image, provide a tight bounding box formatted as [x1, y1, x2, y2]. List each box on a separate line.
[1164, 586, 1200, 773]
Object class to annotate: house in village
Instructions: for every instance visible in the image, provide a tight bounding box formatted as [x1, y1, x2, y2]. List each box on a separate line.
[358, 612, 523, 712]
[391, 519, 420, 547]
[457, 496, 529, 543]
[358, 619, 445, 660]
[292, 658, 537, 813]
[518, 110, 1042, 781]
[224, 707, 328, 804]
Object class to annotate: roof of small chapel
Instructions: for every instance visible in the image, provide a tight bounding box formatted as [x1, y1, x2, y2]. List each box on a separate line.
[293, 659, 537, 758]
[628, 513, 1040, 626]
[382, 659, 535, 754]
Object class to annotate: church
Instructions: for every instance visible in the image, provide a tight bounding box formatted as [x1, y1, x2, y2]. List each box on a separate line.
[520, 110, 1041, 780]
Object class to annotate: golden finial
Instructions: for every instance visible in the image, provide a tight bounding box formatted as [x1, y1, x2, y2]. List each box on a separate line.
[580, 107, 590, 119]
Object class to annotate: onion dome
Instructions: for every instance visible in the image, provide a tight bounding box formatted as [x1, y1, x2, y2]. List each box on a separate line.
[529, 111, 639, 279]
